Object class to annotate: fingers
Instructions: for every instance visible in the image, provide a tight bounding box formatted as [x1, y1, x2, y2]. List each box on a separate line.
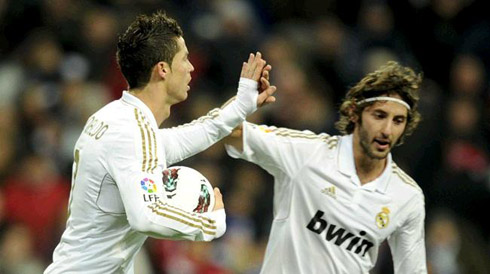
[248, 53, 258, 77]
[240, 52, 267, 81]
[260, 77, 270, 89]
[213, 187, 224, 211]
[252, 53, 266, 80]
[240, 62, 247, 78]
[261, 64, 272, 80]
[266, 85, 277, 98]
[257, 85, 277, 107]
[259, 64, 272, 91]
[239, 52, 277, 108]
[264, 96, 276, 105]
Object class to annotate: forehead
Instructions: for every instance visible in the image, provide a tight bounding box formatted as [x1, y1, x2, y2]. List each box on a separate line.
[363, 94, 408, 117]
[175, 36, 188, 55]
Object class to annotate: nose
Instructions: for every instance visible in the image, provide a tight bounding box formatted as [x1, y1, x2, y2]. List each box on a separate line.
[189, 61, 195, 72]
[381, 120, 393, 137]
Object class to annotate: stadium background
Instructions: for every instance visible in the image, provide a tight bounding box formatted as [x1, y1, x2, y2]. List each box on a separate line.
[0, 0, 489, 273]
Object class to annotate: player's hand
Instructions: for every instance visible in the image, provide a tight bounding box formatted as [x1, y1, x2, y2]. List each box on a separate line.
[240, 52, 267, 82]
[213, 187, 224, 211]
[257, 64, 276, 107]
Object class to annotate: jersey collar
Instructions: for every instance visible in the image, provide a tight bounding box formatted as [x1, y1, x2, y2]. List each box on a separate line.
[337, 134, 391, 193]
[121, 91, 159, 129]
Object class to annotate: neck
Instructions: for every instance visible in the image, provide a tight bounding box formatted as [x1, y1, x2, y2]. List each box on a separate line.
[129, 83, 170, 126]
[352, 135, 387, 185]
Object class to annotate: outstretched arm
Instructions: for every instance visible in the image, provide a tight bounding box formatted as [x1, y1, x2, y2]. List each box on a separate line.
[160, 52, 277, 166]
[224, 64, 273, 152]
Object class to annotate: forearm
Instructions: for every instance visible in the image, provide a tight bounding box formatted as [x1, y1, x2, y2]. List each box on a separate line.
[128, 200, 226, 241]
[161, 78, 257, 165]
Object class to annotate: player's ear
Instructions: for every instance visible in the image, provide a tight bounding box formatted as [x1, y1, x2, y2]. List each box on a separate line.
[348, 103, 359, 123]
[350, 113, 359, 123]
[155, 61, 170, 80]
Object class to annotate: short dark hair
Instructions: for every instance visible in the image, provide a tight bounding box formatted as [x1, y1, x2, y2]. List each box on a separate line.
[335, 61, 422, 145]
[117, 11, 183, 89]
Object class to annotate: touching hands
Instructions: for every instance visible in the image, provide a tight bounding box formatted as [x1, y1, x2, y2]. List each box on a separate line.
[240, 52, 277, 108]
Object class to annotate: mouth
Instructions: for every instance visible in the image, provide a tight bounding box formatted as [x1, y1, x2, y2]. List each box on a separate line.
[373, 138, 391, 150]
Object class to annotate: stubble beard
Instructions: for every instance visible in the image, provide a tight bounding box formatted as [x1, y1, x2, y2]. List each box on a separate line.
[359, 125, 390, 160]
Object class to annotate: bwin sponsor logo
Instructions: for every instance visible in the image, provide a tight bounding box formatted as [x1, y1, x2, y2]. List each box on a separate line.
[306, 210, 374, 257]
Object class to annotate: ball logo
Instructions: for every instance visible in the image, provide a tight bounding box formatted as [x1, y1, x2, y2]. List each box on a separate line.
[140, 178, 157, 194]
[193, 182, 211, 213]
[163, 168, 180, 198]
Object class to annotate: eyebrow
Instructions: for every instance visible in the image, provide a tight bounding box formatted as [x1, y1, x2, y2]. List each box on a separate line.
[373, 109, 407, 119]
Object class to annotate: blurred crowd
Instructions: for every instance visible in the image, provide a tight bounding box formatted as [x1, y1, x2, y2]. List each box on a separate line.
[0, 0, 489, 273]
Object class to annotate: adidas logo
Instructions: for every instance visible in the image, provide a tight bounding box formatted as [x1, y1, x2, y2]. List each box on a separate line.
[321, 186, 336, 199]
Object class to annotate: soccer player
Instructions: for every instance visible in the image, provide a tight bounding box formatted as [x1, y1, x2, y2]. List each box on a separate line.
[225, 61, 427, 273]
[45, 12, 276, 273]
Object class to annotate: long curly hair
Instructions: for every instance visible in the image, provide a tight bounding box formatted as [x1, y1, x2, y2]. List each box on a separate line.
[335, 61, 422, 145]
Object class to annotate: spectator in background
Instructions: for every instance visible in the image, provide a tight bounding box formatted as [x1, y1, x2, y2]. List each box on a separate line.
[1, 154, 70, 260]
[449, 53, 488, 99]
[355, 2, 417, 78]
[0, 223, 45, 273]
[0, 106, 17, 181]
[311, 16, 360, 104]
[265, 60, 334, 133]
[426, 209, 490, 274]
[433, 95, 490, 239]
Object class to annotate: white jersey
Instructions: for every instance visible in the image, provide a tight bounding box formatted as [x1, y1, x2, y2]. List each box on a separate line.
[226, 122, 427, 274]
[46, 78, 258, 274]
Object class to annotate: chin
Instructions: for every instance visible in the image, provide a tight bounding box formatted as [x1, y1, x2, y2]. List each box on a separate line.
[181, 91, 189, 101]
[373, 151, 390, 160]
[368, 148, 390, 160]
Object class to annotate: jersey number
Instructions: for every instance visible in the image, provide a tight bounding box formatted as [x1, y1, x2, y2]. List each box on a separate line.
[68, 148, 81, 216]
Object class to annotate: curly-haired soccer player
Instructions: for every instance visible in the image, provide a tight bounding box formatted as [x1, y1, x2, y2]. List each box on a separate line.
[226, 61, 426, 273]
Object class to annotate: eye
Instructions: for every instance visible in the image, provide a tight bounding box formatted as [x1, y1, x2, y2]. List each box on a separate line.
[373, 112, 386, 119]
[394, 117, 406, 125]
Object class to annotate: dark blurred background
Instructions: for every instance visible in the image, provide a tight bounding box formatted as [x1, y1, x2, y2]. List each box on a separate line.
[0, 0, 489, 273]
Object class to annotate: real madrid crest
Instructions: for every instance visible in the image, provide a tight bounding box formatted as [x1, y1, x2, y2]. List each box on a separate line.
[375, 207, 390, 229]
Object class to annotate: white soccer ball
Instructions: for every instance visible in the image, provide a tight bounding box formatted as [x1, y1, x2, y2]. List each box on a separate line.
[161, 166, 215, 213]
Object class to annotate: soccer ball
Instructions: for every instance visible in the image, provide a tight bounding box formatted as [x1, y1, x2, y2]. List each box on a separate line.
[161, 166, 215, 213]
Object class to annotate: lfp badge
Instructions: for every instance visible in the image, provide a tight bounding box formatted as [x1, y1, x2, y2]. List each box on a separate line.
[140, 178, 157, 194]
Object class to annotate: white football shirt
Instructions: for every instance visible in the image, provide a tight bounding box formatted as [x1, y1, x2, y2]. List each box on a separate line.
[226, 122, 427, 274]
[45, 79, 257, 274]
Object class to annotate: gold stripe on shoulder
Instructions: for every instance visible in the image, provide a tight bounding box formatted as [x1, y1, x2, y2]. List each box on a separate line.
[253, 124, 339, 150]
[326, 136, 339, 149]
[271, 127, 327, 140]
[148, 205, 216, 235]
[174, 108, 221, 129]
[391, 164, 422, 192]
[134, 109, 148, 172]
[149, 127, 158, 173]
[267, 126, 339, 149]
[142, 120, 154, 173]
